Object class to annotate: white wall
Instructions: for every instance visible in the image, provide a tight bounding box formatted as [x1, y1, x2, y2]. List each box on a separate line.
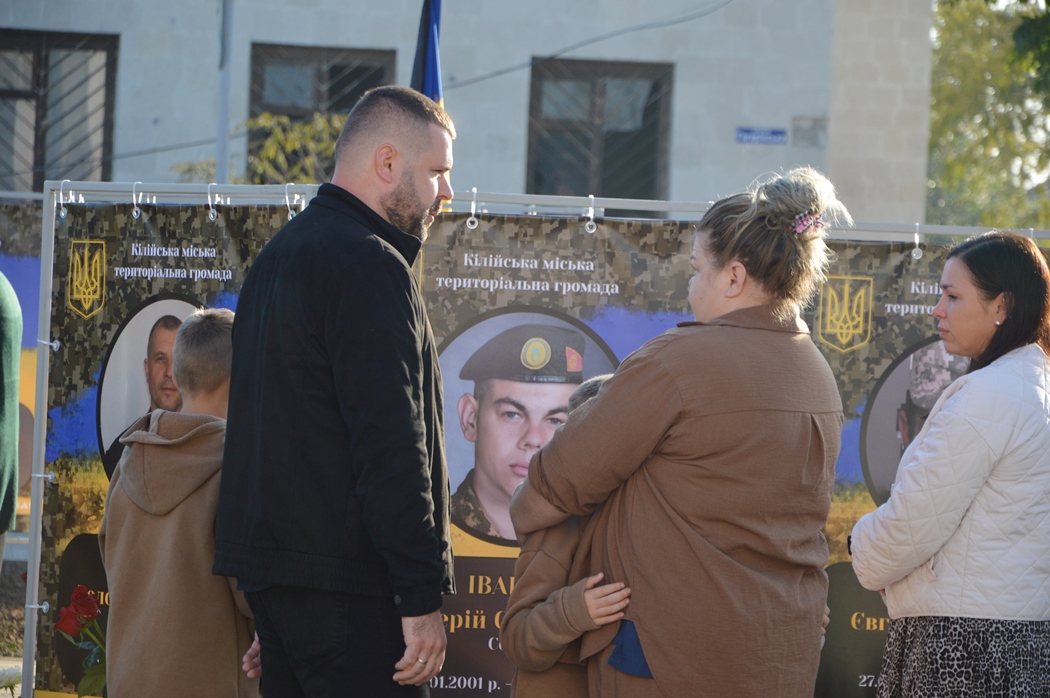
[3, 0, 930, 218]
[826, 0, 934, 224]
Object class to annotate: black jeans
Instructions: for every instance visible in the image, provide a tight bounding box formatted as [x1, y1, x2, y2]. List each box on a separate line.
[245, 586, 429, 698]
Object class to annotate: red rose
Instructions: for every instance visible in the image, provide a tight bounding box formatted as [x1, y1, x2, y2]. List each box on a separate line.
[69, 585, 99, 622]
[55, 605, 84, 637]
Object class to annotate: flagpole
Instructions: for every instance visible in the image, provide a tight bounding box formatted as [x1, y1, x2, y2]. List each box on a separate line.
[215, 0, 234, 183]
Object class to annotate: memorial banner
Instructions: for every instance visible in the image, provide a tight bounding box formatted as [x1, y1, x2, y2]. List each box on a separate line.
[422, 216, 963, 697]
[34, 203, 285, 694]
[28, 197, 986, 696]
[424, 213, 694, 695]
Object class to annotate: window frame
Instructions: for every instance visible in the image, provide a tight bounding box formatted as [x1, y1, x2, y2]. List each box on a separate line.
[249, 43, 396, 119]
[526, 57, 674, 202]
[0, 30, 119, 192]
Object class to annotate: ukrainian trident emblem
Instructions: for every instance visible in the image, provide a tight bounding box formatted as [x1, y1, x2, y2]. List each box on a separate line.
[68, 240, 106, 319]
[817, 275, 873, 353]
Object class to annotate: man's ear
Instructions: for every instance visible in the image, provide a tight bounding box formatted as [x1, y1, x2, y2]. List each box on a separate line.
[723, 260, 750, 299]
[374, 143, 399, 185]
[143, 356, 150, 382]
[458, 393, 479, 443]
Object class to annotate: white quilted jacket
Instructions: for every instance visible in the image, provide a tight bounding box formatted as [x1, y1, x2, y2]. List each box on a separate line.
[851, 343, 1050, 620]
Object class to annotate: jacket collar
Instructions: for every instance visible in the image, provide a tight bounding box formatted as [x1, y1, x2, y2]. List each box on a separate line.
[677, 304, 810, 334]
[312, 183, 423, 265]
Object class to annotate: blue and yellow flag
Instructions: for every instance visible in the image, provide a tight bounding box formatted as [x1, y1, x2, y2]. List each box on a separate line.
[410, 0, 443, 106]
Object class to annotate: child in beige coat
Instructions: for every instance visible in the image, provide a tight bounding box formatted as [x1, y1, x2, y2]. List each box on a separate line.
[100, 308, 258, 698]
[501, 375, 629, 698]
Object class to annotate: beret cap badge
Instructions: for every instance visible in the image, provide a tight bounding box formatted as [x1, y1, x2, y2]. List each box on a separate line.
[520, 338, 552, 370]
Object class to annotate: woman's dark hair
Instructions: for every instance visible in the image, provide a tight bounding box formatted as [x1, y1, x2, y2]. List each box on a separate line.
[946, 231, 1050, 372]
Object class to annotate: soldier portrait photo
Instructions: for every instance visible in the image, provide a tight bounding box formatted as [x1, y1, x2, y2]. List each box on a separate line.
[96, 297, 198, 478]
[439, 310, 618, 544]
[860, 338, 969, 504]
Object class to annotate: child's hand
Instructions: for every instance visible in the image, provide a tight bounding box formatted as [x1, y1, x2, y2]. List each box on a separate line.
[583, 572, 631, 626]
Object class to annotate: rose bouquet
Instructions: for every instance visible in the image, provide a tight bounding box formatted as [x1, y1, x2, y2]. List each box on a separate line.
[55, 585, 106, 697]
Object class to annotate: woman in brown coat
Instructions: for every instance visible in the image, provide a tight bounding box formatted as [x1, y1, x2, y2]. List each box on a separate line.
[511, 167, 850, 697]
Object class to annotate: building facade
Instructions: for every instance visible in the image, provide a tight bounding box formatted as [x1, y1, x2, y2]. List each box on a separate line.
[2, 0, 933, 222]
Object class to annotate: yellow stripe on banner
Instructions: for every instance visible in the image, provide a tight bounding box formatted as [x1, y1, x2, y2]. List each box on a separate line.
[450, 523, 519, 559]
[19, 348, 36, 417]
[16, 497, 29, 515]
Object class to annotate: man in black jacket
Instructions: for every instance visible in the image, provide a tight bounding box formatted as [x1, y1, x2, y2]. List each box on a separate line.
[214, 85, 455, 696]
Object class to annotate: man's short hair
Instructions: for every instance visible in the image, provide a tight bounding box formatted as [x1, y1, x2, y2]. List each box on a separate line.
[147, 315, 183, 356]
[172, 308, 234, 394]
[334, 85, 456, 163]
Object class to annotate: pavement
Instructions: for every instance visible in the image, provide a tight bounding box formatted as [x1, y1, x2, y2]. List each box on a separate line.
[3, 535, 27, 563]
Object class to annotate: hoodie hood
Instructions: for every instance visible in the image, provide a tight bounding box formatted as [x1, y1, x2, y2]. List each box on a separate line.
[117, 410, 226, 516]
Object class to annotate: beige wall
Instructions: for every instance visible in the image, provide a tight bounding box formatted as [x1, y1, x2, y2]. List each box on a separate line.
[826, 0, 934, 224]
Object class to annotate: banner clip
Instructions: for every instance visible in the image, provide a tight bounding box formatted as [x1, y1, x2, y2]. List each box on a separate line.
[911, 223, 923, 260]
[466, 187, 479, 230]
[36, 338, 60, 352]
[207, 183, 219, 222]
[26, 602, 49, 613]
[131, 181, 143, 219]
[585, 195, 596, 233]
[57, 179, 72, 219]
[285, 183, 299, 221]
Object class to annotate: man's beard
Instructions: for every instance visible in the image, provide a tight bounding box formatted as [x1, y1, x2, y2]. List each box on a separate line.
[381, 175, 434, 242]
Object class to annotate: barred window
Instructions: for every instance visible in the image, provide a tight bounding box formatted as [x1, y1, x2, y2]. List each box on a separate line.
[527, 58, 673, 204]
[0, 30, 118, 192]
[249, 44, 395, 119]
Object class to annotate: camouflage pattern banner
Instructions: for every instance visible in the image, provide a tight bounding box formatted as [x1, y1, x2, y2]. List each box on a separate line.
[422, 214, 955, 697]
[31, 201, 962, 697]
[36, 203, 285, 695]
[424, 213, 695, 696]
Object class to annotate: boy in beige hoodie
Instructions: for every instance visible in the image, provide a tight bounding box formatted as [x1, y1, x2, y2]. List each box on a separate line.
[501, 374, 630, 697]
[99, 308, 258, 698]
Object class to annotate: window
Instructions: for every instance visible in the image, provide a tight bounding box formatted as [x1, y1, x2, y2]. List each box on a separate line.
[0, 30, 118, 192]
[249, 44, 395, 119]
[527, 58, 673, 204]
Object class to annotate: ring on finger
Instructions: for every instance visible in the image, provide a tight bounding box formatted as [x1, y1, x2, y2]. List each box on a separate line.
[417, 658, 427, 665]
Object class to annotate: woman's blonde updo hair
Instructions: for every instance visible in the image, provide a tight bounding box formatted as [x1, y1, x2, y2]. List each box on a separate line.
[698, 166, 852, 320]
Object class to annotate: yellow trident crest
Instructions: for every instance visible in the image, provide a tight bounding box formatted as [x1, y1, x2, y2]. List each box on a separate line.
[68, 240, 106, 319]
[817, 275, 873, 353]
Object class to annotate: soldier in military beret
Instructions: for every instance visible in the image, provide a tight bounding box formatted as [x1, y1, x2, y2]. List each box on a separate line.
[896, 341, 968, 454]
[452, 324, 586, 541]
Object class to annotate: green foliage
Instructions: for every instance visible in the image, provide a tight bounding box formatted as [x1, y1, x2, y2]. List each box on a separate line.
[171, 159, 215, 184]
[172, 111, 346, 185]
[244, 112, 346, 185]
[949, 1, 1050, 94]
[77, 661, 106, 697]
[928, 0, 1050, 227]
[1013, 9, 1050, 93]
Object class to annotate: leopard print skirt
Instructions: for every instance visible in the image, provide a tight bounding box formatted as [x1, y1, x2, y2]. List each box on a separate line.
[877, 616, 1050, 698]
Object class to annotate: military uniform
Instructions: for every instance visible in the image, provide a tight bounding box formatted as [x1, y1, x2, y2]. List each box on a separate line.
[450, 469, 500, 538]
[451, 323, 586, 541]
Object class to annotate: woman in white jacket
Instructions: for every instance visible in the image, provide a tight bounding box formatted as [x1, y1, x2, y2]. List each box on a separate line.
[851, 231, 1050, 698]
